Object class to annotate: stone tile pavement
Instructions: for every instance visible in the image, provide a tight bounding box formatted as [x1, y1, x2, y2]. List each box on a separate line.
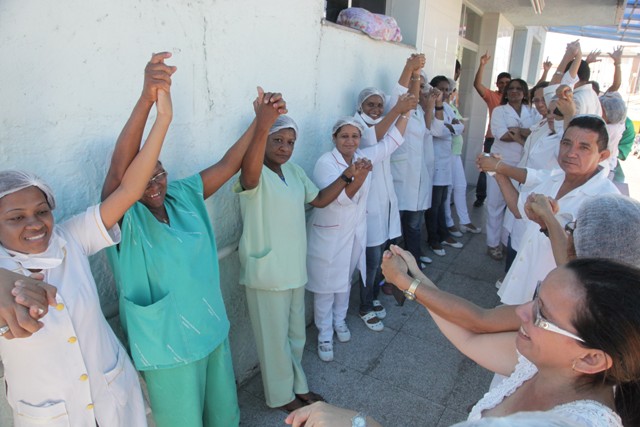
[238, 190, 507, 427]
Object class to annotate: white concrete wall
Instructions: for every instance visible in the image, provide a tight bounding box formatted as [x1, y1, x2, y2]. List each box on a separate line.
[420, 0, 464, 78]
[0, 0, 420, 422]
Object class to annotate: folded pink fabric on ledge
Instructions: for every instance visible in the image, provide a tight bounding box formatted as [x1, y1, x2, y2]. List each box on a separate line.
[337, 7, 402, 42]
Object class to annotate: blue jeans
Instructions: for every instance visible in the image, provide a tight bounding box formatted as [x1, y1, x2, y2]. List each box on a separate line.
[425, 185, 450, 246]
[360, 242, 385, 314]
[400, 210, 423, 262]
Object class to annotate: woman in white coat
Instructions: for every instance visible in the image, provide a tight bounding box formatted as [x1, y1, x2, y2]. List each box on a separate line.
[0, 53, 172, 426]
[352, 87, 418, 330]
[306, 106, 414, 362]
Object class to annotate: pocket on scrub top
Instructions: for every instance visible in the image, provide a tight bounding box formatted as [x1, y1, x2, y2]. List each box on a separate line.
[245, 249, 279, 288]
[103, 346, 137, 406]
[123, 292, 189, 369]
[15, 400, 70, 427]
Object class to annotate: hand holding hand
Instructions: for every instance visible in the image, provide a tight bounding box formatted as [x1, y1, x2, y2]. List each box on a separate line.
[353, 158, 372, 179]
[609, 45, 623, 65]
[479, 52, 491, 66]
[476, 153, 501, 172]
[254, 86, 286, 128]
[407, 53, 426, 71]
[565, 40, 581, 58]
[141, 52, 177, 104]
[381, 248, 409, 286]
[395, 93, 418, 114]
[389, 244, 421, 277]
[524, 193, 558, 228]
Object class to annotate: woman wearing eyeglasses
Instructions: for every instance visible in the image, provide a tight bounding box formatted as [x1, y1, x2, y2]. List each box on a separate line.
[101, 54, 285, 426]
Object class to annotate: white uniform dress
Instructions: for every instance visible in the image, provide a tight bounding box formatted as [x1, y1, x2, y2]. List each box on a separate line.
[498, 168, 619, 305]
[468, 354, 622, 426]
[355, 113, 402, 247]
[486, 104, 539, 248]
[0, 205, 146, 427]
[306, 126, 404, 294]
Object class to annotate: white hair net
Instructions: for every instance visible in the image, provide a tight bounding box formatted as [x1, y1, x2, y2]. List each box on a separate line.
[357, 87, 385, 113]
[269, 115, 299, 137]
[599, 91, 627, 124]
[573, 194, 640, 267]
[331, 117, 365, 136]
[0, 170, 56, 209]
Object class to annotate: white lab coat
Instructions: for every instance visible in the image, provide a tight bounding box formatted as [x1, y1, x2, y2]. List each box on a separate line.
[430, 103, 464, 186]
[0, 205, 147, 427]
[490, 104, 540, 166]
[355, 113, 402, 247]
[306, 128, 404, 293]
[389, 83, 434, 211]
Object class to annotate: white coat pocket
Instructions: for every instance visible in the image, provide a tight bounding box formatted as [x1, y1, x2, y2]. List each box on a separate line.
[15, 400, 70, 427]
[103, 346, 136, 406]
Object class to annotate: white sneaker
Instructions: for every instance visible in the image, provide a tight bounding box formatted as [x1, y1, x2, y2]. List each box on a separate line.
[460, 223, 482, 234]
[419, 255, 433, 264]
[442, 239, 463, 249]
[447, 226, 463, 237]
[318, 341, 334, 362]
[334, 323, 351, 342]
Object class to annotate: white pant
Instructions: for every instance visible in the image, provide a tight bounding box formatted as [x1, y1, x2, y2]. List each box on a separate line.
[445, 155, 471, 226]
[314, 291, 350, 342]
[485, 174, 509, 248]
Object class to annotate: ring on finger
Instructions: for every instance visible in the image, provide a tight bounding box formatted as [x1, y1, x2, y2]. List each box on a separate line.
[0, 325, 10, 336]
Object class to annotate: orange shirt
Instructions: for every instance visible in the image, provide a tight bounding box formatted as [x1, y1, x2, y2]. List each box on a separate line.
[482, 89, 503, 138]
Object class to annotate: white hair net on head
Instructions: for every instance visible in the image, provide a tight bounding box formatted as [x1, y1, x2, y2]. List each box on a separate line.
[269, 115, 299, 137]
[573, 194, 640, 267]
[356, 87, 385, 113]
[331, 117, 365, 137]
[0, 170, 56, 209]
[599, 91, 627, 124]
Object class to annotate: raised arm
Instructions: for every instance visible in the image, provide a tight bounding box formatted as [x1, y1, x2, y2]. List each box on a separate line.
[476, 154, 528, 184]
[473, 52, 491, 97]
[381, 248, 519, 376]
[100, 83, 173, 229]
[101, 52, 176, 201]
[551, 40, 580, 85]
[374, 93, 418, 140]
[536, 57, 552, 86]
[238, 89, 286, 191]
[606, 46, 623, 93]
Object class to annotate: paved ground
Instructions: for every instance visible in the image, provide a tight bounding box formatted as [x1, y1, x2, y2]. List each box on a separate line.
[237, 190, 505, 427]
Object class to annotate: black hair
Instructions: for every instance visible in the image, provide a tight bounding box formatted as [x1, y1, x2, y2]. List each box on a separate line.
[497, 72, 511, 81]
[500, 78, 529, 105]
[429, 75, 450, 89]
[567, 258, 640, 427]
[455, 60, 461, 72]
[564, 115, 609, 152]
[589, 80, 601, 94]
[565, 59, 591, 82]
[530, 81, 549, 101]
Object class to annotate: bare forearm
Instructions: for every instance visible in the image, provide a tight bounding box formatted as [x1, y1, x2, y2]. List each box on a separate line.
[495, 162, 527, 184]
[101, 98, 154, 201]
[474, 65, 488, 96]
[239, 123, 270, 190]
[608, 63, 621, 92]
[495, 174, 521, 218]
[311, 178, 349, 208]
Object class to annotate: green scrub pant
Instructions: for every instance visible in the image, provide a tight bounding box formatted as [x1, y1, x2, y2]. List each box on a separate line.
[245, 286, 309, 407]
[143, 338, 239, 427]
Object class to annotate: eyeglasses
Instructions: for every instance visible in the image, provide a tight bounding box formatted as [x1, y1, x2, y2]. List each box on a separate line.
[146, 171, 167, 188]
[532, 281, 585, 343]
[564, 220, 577, 235]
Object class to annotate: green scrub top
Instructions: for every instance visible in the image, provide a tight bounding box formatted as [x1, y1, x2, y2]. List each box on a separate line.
[108, 174, 230, 370]
[233, 162, 319, 291]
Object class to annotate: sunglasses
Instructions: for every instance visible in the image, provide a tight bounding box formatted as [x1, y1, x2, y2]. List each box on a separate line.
[532, 281, 585, 343]
[564, 220, 577, 235]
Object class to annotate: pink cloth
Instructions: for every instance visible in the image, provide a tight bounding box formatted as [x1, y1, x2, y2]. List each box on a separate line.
[337, 7, 402, 42]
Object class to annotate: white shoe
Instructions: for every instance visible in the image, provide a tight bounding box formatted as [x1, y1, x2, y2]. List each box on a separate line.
[372, 300, 386, 319]
[318, 341, 334, 362]
[441, 239, 463, 249]
[447, 226, 463, 237]
[460, 223, 482, 234]
[419, 255, 433, 264]
[334, 323, 351, 342]
[360, 311, 384, 331]
[431, 246, 446, 257]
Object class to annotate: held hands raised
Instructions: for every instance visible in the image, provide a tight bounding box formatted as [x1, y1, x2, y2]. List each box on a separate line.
[524, 193, 559, 229]
[395, 93, 418, 114]
[254, 86, 287, 128]
[406, 53, 426, 71]
[476, 153, 502, 173]
[141, 52, 177, 105]
[353, 158, 373, 179]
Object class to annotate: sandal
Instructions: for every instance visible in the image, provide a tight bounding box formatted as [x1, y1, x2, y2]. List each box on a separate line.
[359, 311, 384, 331]
[296, 391, 325, 406]
[372, 300, 386, 319]
[277, 397, 305, 413]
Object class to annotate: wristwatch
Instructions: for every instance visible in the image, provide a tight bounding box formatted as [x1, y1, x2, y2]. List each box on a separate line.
[352, 412, 367, 427]
[340, 173, 354, 184]
[403, 278, 421, 301]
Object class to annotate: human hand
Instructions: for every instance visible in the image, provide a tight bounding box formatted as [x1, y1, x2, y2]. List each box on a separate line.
[141, 52, 177, 104]
[542, 57, 552, 72]
[406, 53, 426, 71]
[353, 158, 372, 179]
[585, 49, 601, 64]
[395, 93, 418, 114]
[389, 244, 421, 277]
[524, 193, 559, 228]
[476, 153, 501, 172]
[254, 86, 286, 128]
[0, 269, 57, 339]
[480, 52, 491, 66]
[565, 40, 581, 58]
[285, 402, 358, 427]
[555, 89, 575, 120]
[381, 248, 409, 286]
[609, 45, 623, 65]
